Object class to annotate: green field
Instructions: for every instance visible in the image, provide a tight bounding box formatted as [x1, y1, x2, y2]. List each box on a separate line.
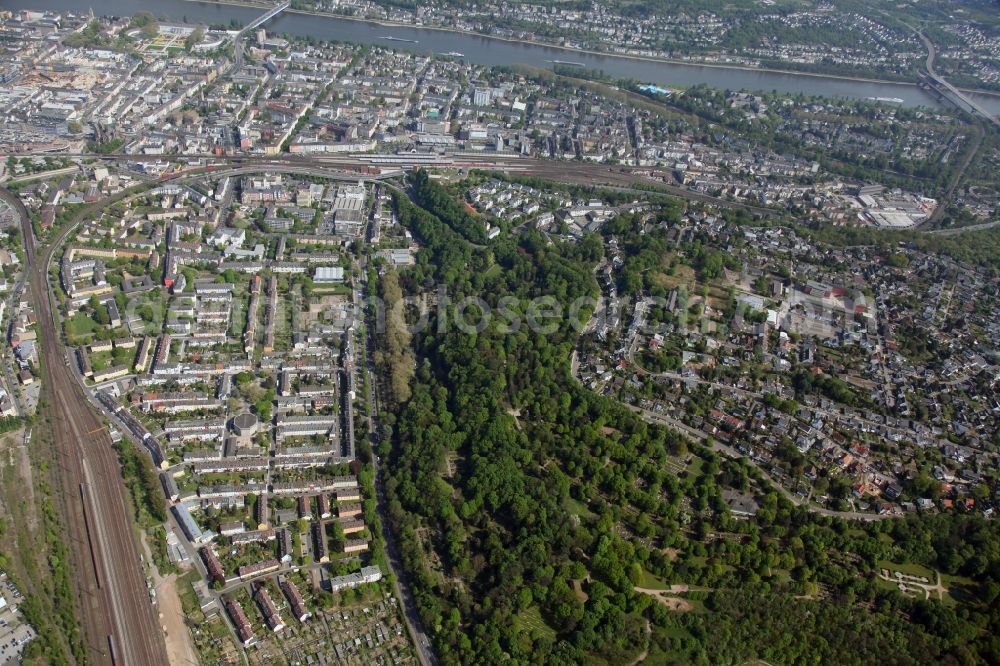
[652, 258, 697, 291]
[88, 350, 112, 372]
[176, 569, 206, 624]
[563, 496, 596, 520]
[65, 313, 98, 345]
[940, 571, 978, 607]
[514, 605, 556, 642]
[875, 560, 970, 604]
[877, 560, 935, 580]
[482, 264, 502, 280]
[637, 569, 671, 590]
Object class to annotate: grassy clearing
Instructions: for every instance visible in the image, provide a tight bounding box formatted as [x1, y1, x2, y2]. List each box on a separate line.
[563, 496, 596, 520]
[637, 569, 671, 590]
[874, 575, 906, 594]
[685, 455, 704, 478]
[652, 258, 696, 291]
[875, 560, 979, 605]
[89, 349, 112, 371]
[65, 312, 97, 344]
[515, 605, 557, 642]
[877, 560, 935, 580]
[176, 568, 206, 624]
[940, 572, 978, 607]
[645, 624, 695, 663]
[483, 264, 502, 280]
[770, 568, 793, 584]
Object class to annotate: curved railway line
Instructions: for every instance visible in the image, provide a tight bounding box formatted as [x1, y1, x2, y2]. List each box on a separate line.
[0, 140, 974, 663]
[3, 184, 168, 665]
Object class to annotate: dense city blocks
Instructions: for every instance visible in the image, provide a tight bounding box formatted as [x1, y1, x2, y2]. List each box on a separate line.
[0, 2, 998, 665]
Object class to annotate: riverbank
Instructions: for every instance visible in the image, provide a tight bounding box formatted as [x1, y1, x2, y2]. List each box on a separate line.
[175, 0, 1000, 97]
[287, 5, 923, 87]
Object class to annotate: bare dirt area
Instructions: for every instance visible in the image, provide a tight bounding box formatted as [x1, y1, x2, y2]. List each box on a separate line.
[139, 532, 197, 666]
[634, 587, 695, 611]
[157, 574, 198, 666]
[659, 596, 694, 611]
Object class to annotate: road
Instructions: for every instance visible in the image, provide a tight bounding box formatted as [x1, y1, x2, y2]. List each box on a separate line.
[3, 184, 168, 666]
[0, 253, 27, 416]
[356, 267, 437, 666]
[0, 152, 887, 664]
[925, 217, 1000, 236]
[905, 24, 991, 228]
[227, 2, 290, 75]
[629, 403, 894, 522]
[13, 151, 782, 221]
[915, 29, 998, 125]
[570, 351, 896, 522]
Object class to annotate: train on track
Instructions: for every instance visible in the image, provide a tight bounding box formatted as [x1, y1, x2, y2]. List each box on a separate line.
[108, 635, 118, 664]
[79, 483, 104, 590]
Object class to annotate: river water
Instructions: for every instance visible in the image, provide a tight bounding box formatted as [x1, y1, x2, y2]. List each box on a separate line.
[7, 0, 1000, 115]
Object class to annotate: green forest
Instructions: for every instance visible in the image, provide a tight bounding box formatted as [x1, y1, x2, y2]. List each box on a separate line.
[378, 171, 1000, 664]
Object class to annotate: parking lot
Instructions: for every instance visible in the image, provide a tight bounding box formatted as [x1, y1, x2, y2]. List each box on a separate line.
[0, 579, 35, 665]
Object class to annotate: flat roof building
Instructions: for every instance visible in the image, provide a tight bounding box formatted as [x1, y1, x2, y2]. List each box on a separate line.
[173, 503, 212, 545]
[327, 565, 382, 592]
[313, 266, 344, 283]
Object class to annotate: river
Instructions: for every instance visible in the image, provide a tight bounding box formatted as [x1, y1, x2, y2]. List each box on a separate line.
[7, 0, 1000, 115]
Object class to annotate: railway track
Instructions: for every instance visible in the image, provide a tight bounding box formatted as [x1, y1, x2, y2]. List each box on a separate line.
[13, 186, 168, 666]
